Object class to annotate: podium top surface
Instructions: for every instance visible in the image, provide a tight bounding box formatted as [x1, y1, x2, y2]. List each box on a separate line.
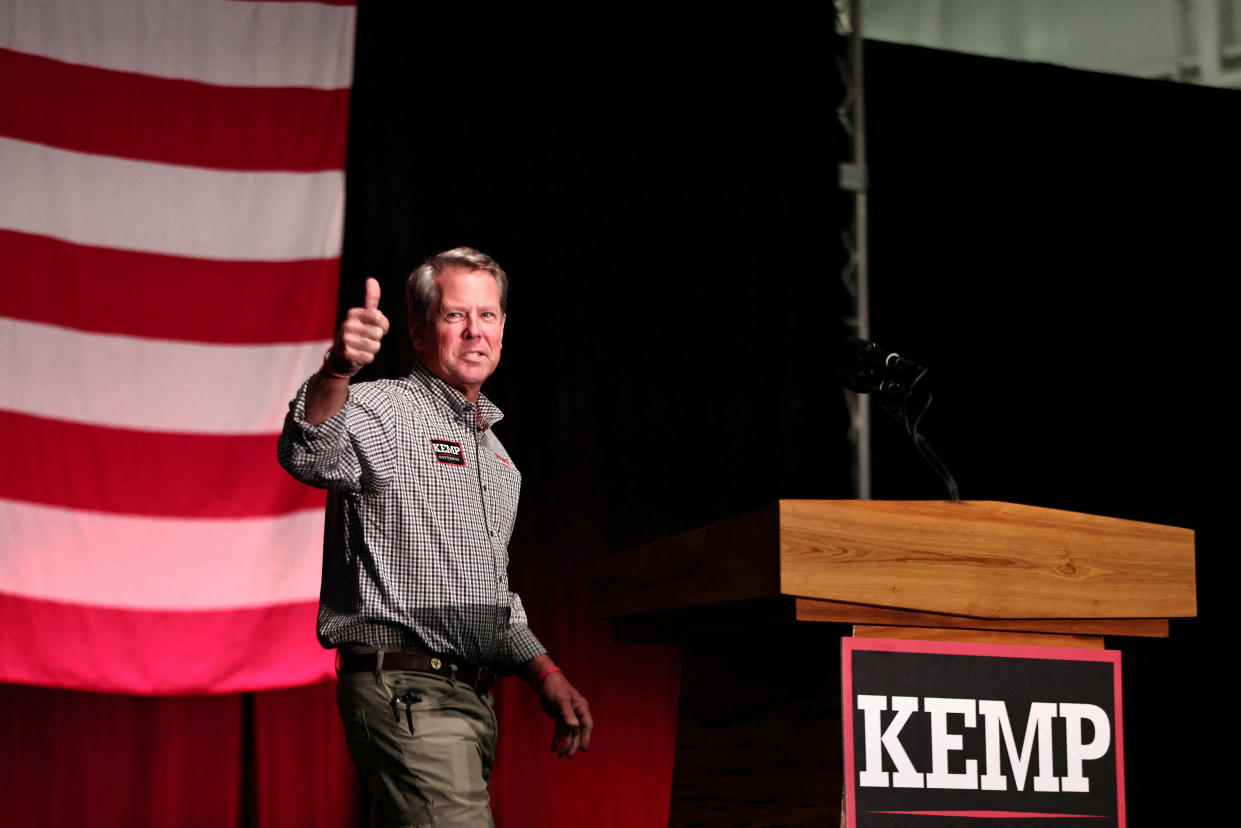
[592, 500, 1196, 622]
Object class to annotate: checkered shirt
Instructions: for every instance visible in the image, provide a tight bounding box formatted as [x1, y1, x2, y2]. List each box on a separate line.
[277, 362, 546, 671]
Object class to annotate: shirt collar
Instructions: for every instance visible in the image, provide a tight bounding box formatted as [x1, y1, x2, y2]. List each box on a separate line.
[409, 361, 504, 432]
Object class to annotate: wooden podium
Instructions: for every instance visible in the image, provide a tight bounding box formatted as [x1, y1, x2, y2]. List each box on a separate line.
[591, 500, 1196, 827]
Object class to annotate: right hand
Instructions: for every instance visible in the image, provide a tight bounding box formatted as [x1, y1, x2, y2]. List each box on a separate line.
[330, 278, 390, 375]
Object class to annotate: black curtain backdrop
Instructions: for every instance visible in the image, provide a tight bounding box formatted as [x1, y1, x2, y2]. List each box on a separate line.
[341, 12, 1230, 822]
[864, 41, 1233, 823]
[342, 12, 852, 542]
[340, 8, 850, 825]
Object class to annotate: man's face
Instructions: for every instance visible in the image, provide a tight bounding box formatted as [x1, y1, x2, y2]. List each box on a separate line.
[411, 266, 505, 402]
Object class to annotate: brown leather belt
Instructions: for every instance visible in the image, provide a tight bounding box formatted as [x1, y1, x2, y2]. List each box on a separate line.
[337, 650, 495, 693]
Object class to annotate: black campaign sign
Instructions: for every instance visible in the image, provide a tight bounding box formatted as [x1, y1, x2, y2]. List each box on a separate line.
[842, 637, 1125, 827]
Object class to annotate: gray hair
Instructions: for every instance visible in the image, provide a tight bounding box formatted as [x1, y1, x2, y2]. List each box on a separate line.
[405, 246, 509, 328]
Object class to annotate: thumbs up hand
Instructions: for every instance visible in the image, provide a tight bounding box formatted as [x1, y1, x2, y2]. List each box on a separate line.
[329, 277, 390, 376]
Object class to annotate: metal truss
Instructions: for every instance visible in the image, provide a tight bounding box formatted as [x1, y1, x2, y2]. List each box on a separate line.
[834, 0, 871, 499]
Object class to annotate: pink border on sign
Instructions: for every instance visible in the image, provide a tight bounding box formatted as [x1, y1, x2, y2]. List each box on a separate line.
[872, 810, 1107, 819]
[840, 637, 1125, 827]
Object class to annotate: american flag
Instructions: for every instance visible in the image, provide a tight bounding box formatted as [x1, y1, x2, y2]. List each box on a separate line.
[0, 0, 356, 694]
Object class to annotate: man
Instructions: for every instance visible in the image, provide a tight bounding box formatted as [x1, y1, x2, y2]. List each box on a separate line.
[278, 247, 592, 826]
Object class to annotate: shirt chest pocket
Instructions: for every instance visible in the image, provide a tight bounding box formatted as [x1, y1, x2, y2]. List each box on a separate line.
[483, 454, 521, 539]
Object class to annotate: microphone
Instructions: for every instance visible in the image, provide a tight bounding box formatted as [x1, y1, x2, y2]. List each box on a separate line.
[839, 337, 925, 395]
[839, 337, 959, 499]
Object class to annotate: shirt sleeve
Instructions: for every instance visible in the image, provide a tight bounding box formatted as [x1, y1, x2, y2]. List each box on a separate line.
[276, 377, 396, 493]
[498, 590, 547, 671]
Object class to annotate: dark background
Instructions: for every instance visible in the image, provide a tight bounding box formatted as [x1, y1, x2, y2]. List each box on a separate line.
[341, 10, 850, 824]
[863, 42, 1232, 822]
[339, 10, 1227, 822]
[343, 10, 854, 546]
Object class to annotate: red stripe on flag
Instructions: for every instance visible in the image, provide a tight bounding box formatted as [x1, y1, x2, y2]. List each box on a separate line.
[0, 591, 332, 695]
[0, 411, 324, 518]
[0, 48, 350, 171]
[0, 229, 338, 343]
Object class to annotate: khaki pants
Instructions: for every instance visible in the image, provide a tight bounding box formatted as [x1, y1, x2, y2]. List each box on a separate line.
[336, 657, 498, 827]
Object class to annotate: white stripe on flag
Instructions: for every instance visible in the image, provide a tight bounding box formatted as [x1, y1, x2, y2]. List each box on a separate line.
[0, 317, 326, 434]
[0, 137, 345, 261]
[0, 499, 324, 609]
[0, 0, 355, 89]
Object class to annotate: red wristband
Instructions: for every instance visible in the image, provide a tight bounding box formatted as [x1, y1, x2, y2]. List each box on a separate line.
[534, 665, 562, 683]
